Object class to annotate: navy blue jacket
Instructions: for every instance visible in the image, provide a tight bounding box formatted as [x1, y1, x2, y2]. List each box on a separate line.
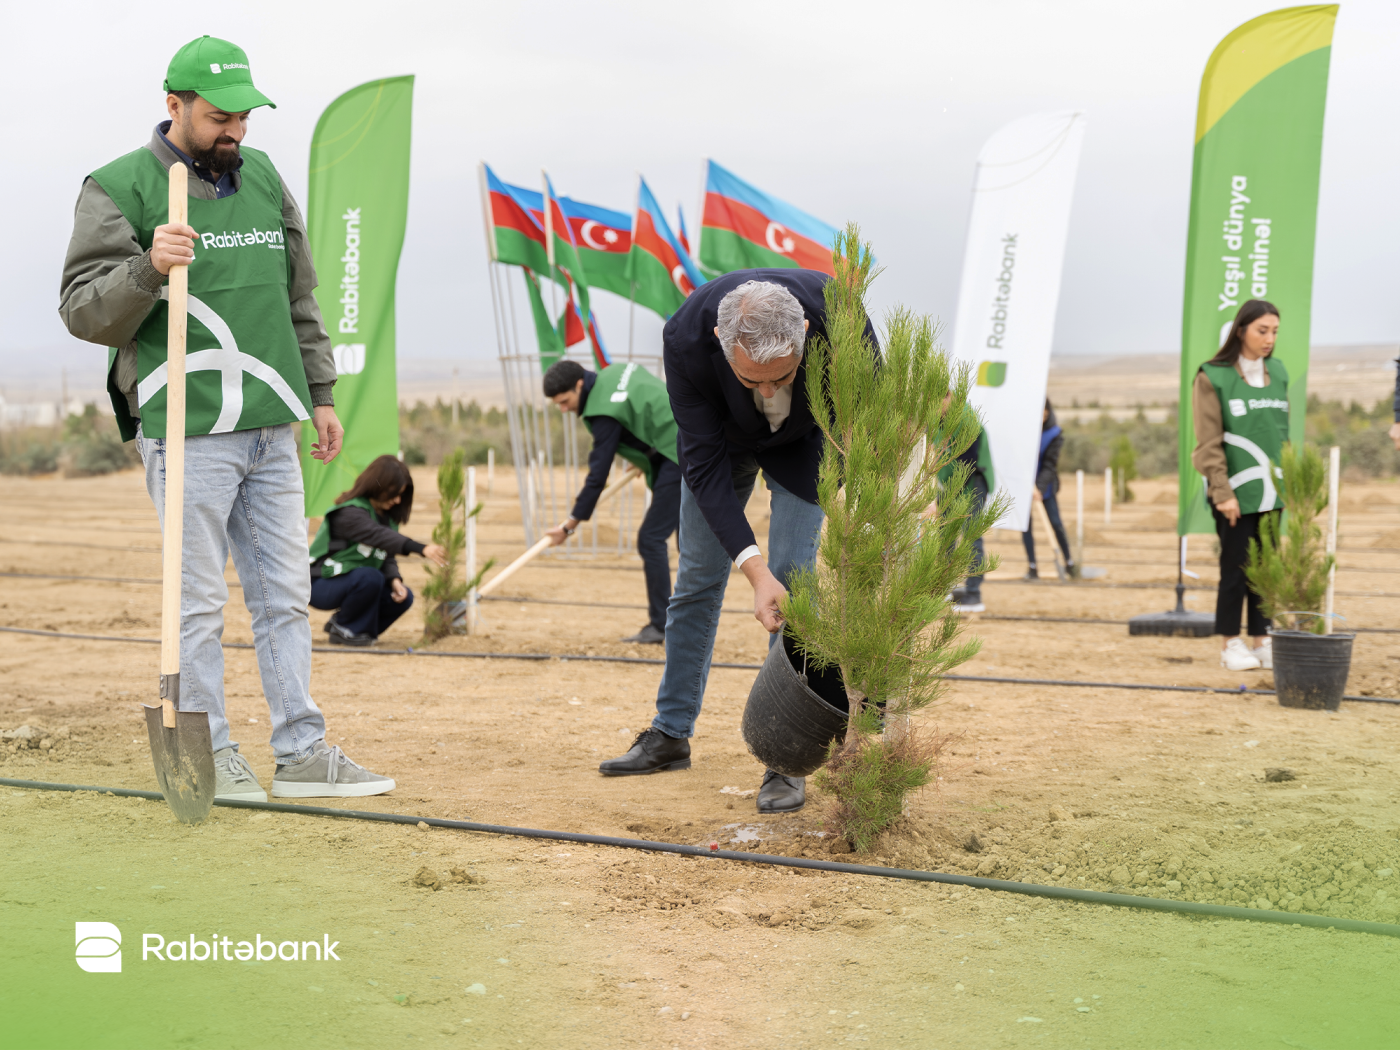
[662, 268, 876, 561]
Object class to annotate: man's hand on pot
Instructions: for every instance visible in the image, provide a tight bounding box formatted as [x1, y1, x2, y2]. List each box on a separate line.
[742, 557, 787, 634]
[150, 222, 199, 275]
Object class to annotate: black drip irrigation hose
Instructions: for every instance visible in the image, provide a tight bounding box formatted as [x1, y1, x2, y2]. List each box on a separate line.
[979, 614, 1400, 636]
[3, 776, 1397, 941]
[3, 624, 1397, 703]
[7, 568, 1399, 600]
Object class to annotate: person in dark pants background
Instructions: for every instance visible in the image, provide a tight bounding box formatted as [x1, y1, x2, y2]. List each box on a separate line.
[543, 360, 682, 644]
[1191, 299, 1286, 672]
[949, 429, 992, 613]
[308, 456, 447, 646]
[1022, 399, 1074, 579]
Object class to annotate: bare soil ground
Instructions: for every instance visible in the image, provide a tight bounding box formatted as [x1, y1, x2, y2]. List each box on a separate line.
[3, 468, 1400, 1048]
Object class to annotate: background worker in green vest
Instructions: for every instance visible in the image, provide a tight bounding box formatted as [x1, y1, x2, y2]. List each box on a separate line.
[542, 359, 682, 644]
[57, 36, 395, 802]
[1192, 299, 1287, 673]
[308, 455, 449, 647]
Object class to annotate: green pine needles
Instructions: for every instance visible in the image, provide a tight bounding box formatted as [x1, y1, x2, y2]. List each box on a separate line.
[421, 449, 493, 643]
[782, 226, 1005, 851]
[1244, 443, 1335, 634]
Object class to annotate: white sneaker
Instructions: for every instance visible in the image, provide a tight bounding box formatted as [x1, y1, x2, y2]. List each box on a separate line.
[1221, 637, 1262, 672]
[214, 748, 268, 802]
[1253, 641, 1272, 670]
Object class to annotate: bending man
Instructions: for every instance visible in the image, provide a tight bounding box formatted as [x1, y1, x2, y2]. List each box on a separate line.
[58, 36, 394, 801]
[599, 272, 875, 813]
[543, 359, 682, 644]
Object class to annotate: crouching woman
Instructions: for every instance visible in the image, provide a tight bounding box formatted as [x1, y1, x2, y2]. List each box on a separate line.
[308, 456, 447, 646]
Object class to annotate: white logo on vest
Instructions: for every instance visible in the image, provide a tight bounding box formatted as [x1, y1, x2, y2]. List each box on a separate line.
[1223, 431, 1284, 510]
[138, 290, 311, 433]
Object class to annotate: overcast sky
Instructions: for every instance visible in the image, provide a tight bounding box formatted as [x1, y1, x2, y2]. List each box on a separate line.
[5, 0, 1397, 399]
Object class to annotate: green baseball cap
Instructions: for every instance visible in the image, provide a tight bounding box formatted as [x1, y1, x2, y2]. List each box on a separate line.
[164, 35, 276, 111]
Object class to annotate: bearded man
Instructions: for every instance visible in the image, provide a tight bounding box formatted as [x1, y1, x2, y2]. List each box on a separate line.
[58, 36, 394, 802]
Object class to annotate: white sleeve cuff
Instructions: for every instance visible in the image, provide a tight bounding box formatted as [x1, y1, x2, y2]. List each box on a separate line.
[733, 545, 763, 569]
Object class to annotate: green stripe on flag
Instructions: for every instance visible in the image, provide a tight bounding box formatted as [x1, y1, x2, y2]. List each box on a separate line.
[698, 227, 799, 276]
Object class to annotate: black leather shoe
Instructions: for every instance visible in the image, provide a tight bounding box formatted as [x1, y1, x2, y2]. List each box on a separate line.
[599, 728, 691, 776]
[619, 624, 665, 645]
[757, 769, 805, 813]
[323, 613, 338, 633]
[327, 621, 375, 647]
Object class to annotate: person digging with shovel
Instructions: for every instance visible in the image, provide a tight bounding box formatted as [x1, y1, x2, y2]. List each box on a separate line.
[58, 35, 395, 803]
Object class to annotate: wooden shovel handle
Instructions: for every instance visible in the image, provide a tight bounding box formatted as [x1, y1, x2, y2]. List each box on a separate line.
[477, 465, 644, 597]
[159, 163, 189, 727]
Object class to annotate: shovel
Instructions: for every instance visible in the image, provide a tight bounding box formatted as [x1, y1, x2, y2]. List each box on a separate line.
[143, 161, 214, 824]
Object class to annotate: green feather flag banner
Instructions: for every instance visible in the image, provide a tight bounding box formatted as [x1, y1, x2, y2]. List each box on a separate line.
[1176, 6, 1336, 536]
[300, 76, 414, 518]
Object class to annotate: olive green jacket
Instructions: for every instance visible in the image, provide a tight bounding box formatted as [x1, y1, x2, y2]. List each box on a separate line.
[58, 124, 336, 421]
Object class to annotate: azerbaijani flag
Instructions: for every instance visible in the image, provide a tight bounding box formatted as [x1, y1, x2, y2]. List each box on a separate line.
[522, 267, 565, 369]
[479, 163, 549, 274]
[585, 309, 611, 368]
[676, 204, 692, 257]
[544, 173, 593, 330]
[558, 299, 611, 369]
[698, 160, 838, 276]
[628, 176, 706, 319]
[559, 196, 632, 299]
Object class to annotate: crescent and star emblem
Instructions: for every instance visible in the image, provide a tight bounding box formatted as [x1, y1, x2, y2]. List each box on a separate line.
[765, 221, 796, 254]
[581, 220, 621, 250]
[670, 264, 694, 294]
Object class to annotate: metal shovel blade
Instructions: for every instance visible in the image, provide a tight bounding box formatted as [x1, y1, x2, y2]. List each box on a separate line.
[143, 703, 215, 824]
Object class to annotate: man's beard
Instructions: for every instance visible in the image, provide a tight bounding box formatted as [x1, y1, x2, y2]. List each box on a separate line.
[181, 117, 240, 173]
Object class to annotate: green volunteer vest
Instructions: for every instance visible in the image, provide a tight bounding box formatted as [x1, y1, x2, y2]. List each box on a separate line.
[580, 363, 679, 488]
[1200, 356, 1290, 514]
[91, 146, 311, 440]
[307, 497, 397, 578]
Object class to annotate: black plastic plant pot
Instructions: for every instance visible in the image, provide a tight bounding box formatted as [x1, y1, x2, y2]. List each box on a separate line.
[741, 633, 848, 778]
[1270, 629, 1355, 712]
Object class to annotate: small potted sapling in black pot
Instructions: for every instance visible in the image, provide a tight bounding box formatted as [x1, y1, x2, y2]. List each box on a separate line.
[1244, 442, 1353, 710]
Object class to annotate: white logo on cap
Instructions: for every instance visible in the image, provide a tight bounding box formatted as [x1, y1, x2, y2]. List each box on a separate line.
[210, 63, 222, 74]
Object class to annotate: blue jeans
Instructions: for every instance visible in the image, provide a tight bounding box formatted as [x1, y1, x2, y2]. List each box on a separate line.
[135, 423, 324, 762]
[652, 462, 825, 739]
[1021, 490, 1073, 568]
[309, 567, 414, 637]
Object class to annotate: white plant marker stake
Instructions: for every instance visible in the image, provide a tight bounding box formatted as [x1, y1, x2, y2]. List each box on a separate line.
[1104, 467, 1112, 525]
[1075, 469, 1084, 559]
[466, 467, 478, 633]
[1324, 445, 1340, 634]
[487, 448, 495, 495]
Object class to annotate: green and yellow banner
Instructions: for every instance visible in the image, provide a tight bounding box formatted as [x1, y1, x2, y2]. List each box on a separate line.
[300, 76, 414, 518]
[1176, 6, 1337, 535]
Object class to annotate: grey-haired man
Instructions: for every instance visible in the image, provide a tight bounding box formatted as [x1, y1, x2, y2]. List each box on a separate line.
[600, 270, 876, 813]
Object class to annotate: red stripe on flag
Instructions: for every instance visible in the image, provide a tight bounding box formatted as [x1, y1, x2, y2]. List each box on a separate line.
[489, 191, 546, 245]
[701, 192, 833, 274]
[636, 210, 696, 296]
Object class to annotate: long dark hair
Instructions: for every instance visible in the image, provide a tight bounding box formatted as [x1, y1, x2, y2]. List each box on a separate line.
[334, 455, 414, 524]
[1208, 299, 1280, 366]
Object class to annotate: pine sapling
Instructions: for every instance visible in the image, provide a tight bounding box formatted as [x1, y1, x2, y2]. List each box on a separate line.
[421, 449, 493, 642]
[783, 225, 1006, 852]
[1244, 442, 1334, 634]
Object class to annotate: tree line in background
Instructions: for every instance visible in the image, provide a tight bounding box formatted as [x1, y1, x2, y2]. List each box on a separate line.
[2, 395, 1394, 484]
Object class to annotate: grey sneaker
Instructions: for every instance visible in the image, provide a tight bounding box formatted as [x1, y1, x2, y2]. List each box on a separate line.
[214, 748, 267, 802]
[270, 743, 395, 798]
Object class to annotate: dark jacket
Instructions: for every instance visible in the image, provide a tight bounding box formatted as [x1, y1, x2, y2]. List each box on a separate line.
[662, 268, 877, 561]
[571, 370, 658, 522]
[309, 505, 425, 583]
[1035, 405, 1065, 496]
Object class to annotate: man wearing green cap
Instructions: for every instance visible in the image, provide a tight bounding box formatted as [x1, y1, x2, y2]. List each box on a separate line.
[58, 36, 395, 802]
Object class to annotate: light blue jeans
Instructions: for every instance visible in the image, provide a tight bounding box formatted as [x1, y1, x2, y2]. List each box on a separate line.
[136, 423, 324, 762]
[652, 460, 824, 739]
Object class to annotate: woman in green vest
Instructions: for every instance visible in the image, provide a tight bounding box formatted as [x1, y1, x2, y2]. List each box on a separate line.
[308, 456, 447, 646]
[1191, 299, 1287, 673]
